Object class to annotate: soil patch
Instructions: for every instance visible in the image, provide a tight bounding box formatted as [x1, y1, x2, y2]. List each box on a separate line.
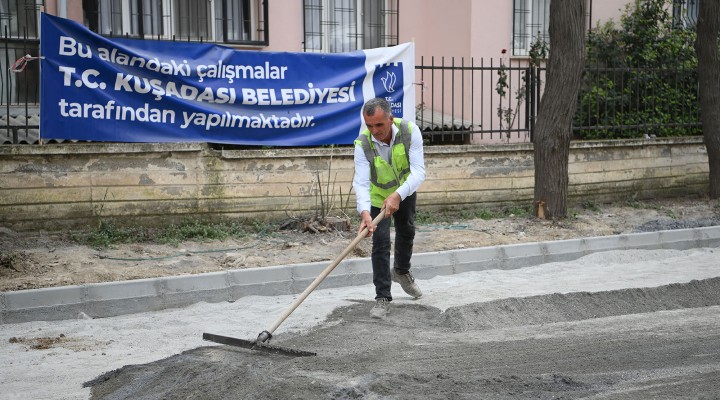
[1, 196, 718, 292]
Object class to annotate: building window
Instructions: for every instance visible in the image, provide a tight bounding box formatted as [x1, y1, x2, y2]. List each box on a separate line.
[1, 0, 42, 39]
[512, 0, 550, 57]
[673, 0, 699, 28]
[512, 0, 594, 57]
[83, 0, 268, 45]
[1, 0, 43, 105]
[303, 0, 398, 53]
[216, 0, 253, 42]
[173, 0, 210, 40]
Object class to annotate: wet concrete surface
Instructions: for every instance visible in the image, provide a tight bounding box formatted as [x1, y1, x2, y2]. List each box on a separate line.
[3, 246, 720, 400]
[86, 278, 720, 399]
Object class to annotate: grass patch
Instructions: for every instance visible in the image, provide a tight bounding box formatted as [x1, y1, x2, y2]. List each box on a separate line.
[155, 219, 253, 245]
[626, 199, 645, 209]
[71, 218, 257, 248]
[663, 208, 678, 219]
[70, 221, 151, 248]
[1, 252, 18, 271]
[581, 200, 602, 212]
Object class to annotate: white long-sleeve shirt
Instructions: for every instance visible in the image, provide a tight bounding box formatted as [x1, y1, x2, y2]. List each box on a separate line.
[353, 122, 426, 214]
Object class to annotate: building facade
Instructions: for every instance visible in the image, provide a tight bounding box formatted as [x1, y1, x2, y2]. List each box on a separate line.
[0, 0, 701, 144]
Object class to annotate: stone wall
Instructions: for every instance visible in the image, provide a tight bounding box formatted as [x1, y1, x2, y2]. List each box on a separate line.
[0, 137, 709, 231]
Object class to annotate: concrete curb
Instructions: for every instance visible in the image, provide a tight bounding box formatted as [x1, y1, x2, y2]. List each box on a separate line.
[2, 226, 719, 324]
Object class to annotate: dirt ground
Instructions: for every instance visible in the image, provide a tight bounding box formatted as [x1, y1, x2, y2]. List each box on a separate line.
[1, 196, 719, 292]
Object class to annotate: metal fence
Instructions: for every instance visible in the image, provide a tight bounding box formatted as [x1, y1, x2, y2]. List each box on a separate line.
[416, 56, 544, 144]
[1, 0, 41, 143]
[1, 28, 40, 144]
[0, 46, 702, 145]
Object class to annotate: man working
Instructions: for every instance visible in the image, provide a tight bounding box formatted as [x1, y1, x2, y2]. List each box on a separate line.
[353, 97, 426, 319]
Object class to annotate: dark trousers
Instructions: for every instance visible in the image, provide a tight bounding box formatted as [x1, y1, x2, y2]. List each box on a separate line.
[370, 192, 417, 301]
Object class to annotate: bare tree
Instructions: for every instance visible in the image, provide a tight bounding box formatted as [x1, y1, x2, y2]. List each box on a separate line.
[695, 0, 720, 198]
[533, 0, 586, 218]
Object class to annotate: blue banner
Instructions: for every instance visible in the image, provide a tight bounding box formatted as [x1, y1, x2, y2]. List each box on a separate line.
[39, 13, 415, 146]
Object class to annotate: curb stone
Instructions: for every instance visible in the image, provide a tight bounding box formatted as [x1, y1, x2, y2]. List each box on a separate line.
[2, 226, 719, 324]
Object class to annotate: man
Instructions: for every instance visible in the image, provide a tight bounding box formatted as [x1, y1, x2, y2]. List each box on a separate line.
[353, 97, 426, 319]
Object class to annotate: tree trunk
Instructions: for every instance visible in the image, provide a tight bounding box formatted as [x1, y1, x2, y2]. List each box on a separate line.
[533, 0, 586, 219]
[695, 0, 720, 199]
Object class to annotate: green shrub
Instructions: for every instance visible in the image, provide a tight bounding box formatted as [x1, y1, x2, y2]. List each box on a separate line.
[574, 0, 700, 140]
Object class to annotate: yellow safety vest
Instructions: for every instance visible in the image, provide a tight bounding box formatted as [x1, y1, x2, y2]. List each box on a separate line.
[355, 118, 413, 208]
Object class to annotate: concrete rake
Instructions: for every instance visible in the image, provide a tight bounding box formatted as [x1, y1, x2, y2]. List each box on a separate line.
[203, 210, 386, 357]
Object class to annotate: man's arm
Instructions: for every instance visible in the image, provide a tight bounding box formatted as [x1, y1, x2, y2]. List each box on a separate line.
[353, 143, 375, 234]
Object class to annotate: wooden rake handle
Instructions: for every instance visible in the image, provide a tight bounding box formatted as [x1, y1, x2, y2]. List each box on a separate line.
[264, 209, 386, 337]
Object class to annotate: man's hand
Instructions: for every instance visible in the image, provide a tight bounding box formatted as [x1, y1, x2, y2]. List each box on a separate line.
[382, 192, 401, 217]
[358, 210, 375, 237]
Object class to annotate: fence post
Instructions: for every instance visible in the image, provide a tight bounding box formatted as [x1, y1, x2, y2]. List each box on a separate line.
[528, 66, 538, 143]
[3, 25, 16, 144]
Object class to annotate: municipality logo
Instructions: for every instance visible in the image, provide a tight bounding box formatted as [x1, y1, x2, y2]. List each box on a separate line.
[373, 62, 404, 116]
[380, 71, 397, 93]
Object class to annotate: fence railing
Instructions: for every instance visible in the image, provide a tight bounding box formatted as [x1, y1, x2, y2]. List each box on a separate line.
[416, 57, 701, 144]
[0, 43, 702, 145]
[416, 56, 544, 144]
[1, 26, 40, 145]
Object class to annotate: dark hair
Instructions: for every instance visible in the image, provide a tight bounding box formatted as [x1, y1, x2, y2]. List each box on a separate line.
[362, 98, 392, 117]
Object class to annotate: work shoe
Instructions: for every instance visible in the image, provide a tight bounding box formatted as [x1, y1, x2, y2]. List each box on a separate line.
[370, 298, 390, 319]
[391, 268, 423, 299]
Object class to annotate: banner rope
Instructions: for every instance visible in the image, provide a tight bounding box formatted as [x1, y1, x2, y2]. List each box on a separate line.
[10, 54, 44, 73]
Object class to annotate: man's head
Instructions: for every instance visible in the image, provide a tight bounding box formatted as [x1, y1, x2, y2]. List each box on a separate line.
[362, 98, 394, 144]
